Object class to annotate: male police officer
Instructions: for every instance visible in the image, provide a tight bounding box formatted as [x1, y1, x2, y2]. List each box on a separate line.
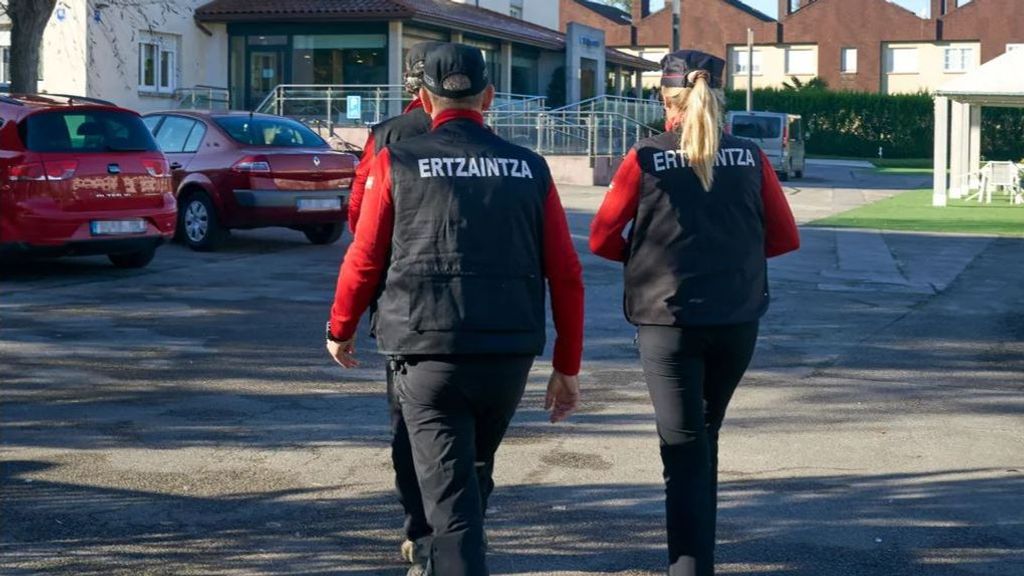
[327, 43, 584, 575]
[346, 40, 444, 569]
[348, 41, 440, 233]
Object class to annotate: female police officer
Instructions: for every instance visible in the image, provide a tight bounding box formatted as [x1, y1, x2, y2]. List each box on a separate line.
[589, 50, 799, 576]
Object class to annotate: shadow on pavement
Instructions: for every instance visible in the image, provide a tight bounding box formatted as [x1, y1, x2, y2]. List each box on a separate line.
[2, 460, 1020, 575]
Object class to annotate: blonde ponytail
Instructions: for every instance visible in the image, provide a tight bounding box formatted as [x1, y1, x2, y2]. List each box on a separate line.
[664, 76, 724, 192]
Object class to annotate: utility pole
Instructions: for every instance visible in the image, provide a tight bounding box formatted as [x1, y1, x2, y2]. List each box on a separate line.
[672, 0, 681, 51]
[746, 28, 754, 111]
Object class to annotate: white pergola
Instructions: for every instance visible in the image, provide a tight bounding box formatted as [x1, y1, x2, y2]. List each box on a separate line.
[932, 49, 1024, 206]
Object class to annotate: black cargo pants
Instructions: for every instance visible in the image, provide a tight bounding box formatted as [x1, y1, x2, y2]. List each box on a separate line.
[637, 321, 759, 576]
[386, 364, 498, 542]
[394, 354, 533, 576]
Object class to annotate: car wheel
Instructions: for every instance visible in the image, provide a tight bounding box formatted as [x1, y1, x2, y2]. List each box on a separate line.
[108, 248, 156, 269]
[303, 223, 345, 245]
[179, 192, 226, 252]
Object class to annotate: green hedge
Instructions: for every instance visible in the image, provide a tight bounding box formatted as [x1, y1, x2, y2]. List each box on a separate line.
[718, 89, 1024, 161]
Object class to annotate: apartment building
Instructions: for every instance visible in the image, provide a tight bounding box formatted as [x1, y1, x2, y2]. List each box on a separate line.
[561, 0, 1024, 94]
[2, 0, 653, 113]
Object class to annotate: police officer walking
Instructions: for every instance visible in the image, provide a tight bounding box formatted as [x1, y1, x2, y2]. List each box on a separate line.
[345, 40, 446, 570]
[327, 43, 585, 576]
[589, 51, 800, 576]
[348, 41, 440, 233]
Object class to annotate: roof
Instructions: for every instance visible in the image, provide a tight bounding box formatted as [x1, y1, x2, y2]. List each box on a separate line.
[936, 49, 1024, 107]
[721, 0, 775, 22]
[572, 0, 632, 26]
[196, 0, 564, 49]
[195, 0, 659, 70]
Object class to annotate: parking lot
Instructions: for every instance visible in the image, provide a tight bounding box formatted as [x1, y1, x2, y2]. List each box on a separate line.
[2, 163, 1022, 575]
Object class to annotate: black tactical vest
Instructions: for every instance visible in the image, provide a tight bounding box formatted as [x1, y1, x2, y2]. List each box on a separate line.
[625, 132, 768, 326]
[375, 118, 551, 356]
[372, 107, 432, 153]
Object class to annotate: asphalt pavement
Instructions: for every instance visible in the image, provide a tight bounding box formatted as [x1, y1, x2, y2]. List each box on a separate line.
[2, 163, 1021, 575]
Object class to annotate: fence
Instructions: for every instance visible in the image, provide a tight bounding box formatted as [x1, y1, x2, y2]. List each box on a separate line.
[175, 85, 230, 111]
[256, 84, 547, 129]
[486, 109, 660, 158]
[550, 95, 665, 130]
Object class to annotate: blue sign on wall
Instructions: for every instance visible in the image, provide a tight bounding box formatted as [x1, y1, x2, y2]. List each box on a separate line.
[346, 95, 362, 120]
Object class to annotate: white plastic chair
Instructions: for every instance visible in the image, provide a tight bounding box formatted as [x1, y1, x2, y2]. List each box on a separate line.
[978, 161, 1022, 204]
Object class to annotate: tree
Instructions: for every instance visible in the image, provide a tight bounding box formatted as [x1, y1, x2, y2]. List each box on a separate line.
[1, 0, 190, 96]
[1, 0, 58, 93]
[783, 76, 829, 92]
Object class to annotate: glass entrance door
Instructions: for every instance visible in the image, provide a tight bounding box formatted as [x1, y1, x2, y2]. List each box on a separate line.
[248, 50, 284, 110]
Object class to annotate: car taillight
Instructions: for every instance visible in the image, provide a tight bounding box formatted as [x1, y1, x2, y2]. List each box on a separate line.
[9, 162, 46, 181]
[45, 160, 78, 180]
[142, 158, 170, 178]
[233, 156, 272, 173]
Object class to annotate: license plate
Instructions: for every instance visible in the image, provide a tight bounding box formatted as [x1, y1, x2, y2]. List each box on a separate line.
[90, 219, 147, 236]
[297, 197, 341, 212]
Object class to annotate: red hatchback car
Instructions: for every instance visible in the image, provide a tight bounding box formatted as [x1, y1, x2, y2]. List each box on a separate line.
[0, 94, 176, 268]
[142, 111, 356, 251]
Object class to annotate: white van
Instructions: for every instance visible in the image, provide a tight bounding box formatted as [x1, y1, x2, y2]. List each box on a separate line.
[725, 111, 806, 181]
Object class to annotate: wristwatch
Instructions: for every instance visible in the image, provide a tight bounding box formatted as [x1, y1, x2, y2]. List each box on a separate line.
[325, 321, 345, 343]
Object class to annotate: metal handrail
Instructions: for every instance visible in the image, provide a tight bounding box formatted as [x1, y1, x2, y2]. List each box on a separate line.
[256, 84, 546, 128]
[549, 94, 664, 127]
[175, 85, 230, 110]
[487, 109, 661, 158]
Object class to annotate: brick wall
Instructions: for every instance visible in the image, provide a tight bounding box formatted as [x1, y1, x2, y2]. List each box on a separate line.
[780, 0, 933, 92]
[564, 0, 1024, 93]
[559, 0, 632, 47]
[941, 0, 1024, 62]
[633, 0, 777, 60]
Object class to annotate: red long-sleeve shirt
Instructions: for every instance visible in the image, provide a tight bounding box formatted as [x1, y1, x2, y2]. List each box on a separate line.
[330, 109, 585, 376]
[590, 147, 800, 262]
[348, 99, 425, 233]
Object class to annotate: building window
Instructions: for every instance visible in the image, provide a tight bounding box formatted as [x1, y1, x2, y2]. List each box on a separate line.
[785, 48, 815, 76]
[943, 46, 974, 72]
[1007, 44, 1024, 53]
[841, 47, 858, 73]
[291, 34, 387, 85]
[510, 0, 523, 19]
[886, 46, 919, 74]
[733, 49, 762, 76]
[139, 34, 177, 93]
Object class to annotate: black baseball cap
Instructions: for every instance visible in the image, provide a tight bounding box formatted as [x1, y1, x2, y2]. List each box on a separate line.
[421, 43, 490, 98]
[660, 50, 725, 89]
[405, 41, 444, 72]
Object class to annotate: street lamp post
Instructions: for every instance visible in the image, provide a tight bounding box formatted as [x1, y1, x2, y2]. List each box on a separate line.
[672, 0, 681, 52]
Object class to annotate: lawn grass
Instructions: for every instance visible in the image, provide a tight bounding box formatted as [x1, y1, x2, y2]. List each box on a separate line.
[810, 189, 1024, 237]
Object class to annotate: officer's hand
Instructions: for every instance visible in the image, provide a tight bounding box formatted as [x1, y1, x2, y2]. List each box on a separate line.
[545, 371, 580, 423]
[327, 338, 359, 369]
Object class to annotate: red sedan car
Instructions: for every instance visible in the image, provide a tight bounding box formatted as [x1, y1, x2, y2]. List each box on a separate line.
[142, 111, 356, 251]
[0, 94, 176, 268]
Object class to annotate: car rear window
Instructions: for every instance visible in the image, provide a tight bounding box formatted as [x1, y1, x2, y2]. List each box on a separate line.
[730, 115, 782, 140]
[213, 116, 326, 148]
[20, 109, 159, 152]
